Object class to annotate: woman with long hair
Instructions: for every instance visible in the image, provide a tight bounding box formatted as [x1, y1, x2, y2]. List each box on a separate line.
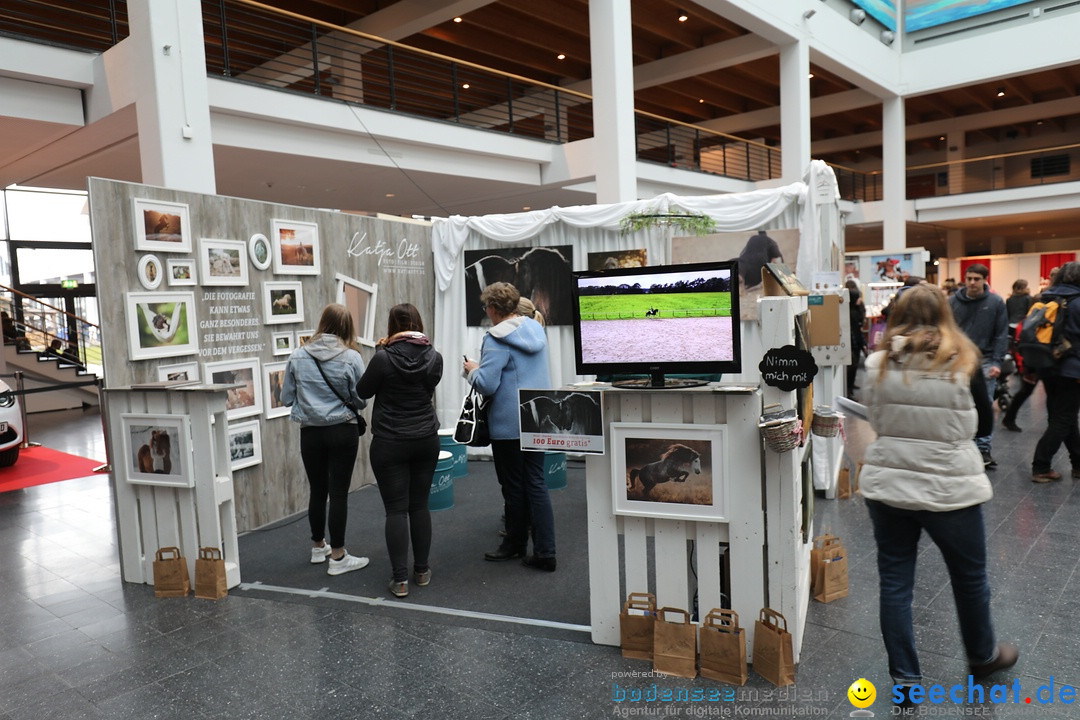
[357, 303, 443, 598]
[860, 284, 1017, 701]
[281, 304, 370, 576]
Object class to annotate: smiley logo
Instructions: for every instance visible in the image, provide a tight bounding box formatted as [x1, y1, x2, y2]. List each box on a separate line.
[847, 678, 876, 708]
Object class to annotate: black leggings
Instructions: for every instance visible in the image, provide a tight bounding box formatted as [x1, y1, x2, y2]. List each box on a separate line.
[370, 435, 440, 582]
[300, 423, 360, 549]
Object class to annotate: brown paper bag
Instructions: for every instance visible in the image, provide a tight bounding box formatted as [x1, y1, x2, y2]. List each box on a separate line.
[699, 609, 747, 685]
[814, 536, 849, 603]
[809, 533, 839, 596]
[653, 607, 697, 679]
[752, 608, 795, 687]
[837, 467, 851, 499]
[619, 592, 656, 660]
[153, 547, 190, 598]
[194, 547, 228, 600]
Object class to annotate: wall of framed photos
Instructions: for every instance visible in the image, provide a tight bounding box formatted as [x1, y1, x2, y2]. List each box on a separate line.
[88, 178, 434, 532]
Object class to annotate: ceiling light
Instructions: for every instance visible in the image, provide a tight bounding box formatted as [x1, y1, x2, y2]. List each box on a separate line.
[808, 73, 814, 79]
[462, 83, 470, 89]
[880, 29, 895, 44]
[850, 8, 866, 24]
[678, 10, 689, 22]
[453, 16, 462, 23]
[557, 53, 566, 60]
[523, 206, 531, 211]
[996, 88, 1005, 97]
[385, 193, 395, 198]
[1037, 120, 1044, 125]
[698, 98, 705, 103]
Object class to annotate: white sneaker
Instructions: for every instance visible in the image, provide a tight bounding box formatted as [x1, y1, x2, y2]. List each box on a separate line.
[327, 552, 370, 576]
[310, 545, 332, 564]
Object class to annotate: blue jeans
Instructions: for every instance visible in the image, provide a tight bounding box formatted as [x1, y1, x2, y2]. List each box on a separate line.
[866, 500, 996, 684]
[976, 360, 996, 454]
[491, 440, 556, 558]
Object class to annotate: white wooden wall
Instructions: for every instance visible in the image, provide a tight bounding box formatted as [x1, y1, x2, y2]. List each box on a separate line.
[107, 387, 240, 589]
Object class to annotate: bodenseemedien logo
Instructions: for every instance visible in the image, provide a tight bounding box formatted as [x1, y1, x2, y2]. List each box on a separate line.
[847, 678, 876, 717]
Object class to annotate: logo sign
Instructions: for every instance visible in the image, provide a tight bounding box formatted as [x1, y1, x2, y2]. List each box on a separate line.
[759, 344, 818, 391]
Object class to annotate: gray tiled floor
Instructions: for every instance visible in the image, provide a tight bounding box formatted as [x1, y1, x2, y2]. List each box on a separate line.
[1, 382, 1078, 718]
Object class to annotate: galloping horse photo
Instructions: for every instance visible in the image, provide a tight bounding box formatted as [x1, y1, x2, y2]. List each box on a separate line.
[624, 438, 713, 505]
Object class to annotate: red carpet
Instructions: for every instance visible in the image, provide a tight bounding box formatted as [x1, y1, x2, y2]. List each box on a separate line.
[0, 446, 104, 493]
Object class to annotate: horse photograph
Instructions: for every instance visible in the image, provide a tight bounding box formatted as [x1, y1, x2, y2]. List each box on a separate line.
[518, 389, 604, 453]
[621, 435, 714, 506]
[463, 244, 574, 326]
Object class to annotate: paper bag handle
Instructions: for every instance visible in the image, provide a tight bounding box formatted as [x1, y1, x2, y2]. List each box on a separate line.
[623, 592, 656, 612]
[814, 533, 839, 548]
[199, 547, 222, 561]
[758, 607, 787, 631]
[657, 607, 690, 625]
[156, 546, 181, 561]
[704, 608, 740, 633]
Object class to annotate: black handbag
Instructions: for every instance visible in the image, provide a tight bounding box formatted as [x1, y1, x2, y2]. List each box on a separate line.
[310, 352, 367, 436]
[454, 386, 489, 447]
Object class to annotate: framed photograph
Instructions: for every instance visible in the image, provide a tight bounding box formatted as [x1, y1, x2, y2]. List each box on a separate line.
[126, 292, 199, 361]
[199, 238, 249, 286]
[263, 361, 289, 419]
[156, 361, 199, 383]
[271, 219, 320, 275]
[271, 331, 294, 356]
[295, 329, 315, 347]
[611, 422, 728, 522]
[133, 198, 192, 253]
[463, 245, 574, 326]
[137, 254, 163, 290]
[228, 420, 262, 471]
[203, 358, 263, 421]
[263, 281, 304, 325]
[166, 258, 197, 286]
[335, 274, 378, 347]
[249, 233, 272, 271]
[120, 413, 193, 487]
[519, 389, 605, 454]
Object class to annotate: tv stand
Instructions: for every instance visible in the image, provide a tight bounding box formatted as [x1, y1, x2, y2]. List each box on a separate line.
[611, 370, 711, 389]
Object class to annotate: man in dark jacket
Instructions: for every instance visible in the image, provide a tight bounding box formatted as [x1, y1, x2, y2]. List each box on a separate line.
[949, 263, 1008, 468]
[1030, 262, 1080, 482]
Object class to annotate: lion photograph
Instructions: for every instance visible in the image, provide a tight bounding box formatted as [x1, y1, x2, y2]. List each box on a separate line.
[623, 437, 713, 505]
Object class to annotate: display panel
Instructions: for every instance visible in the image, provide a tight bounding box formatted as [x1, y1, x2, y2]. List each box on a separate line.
[571, 261, 741, 388]
[905, 0, 1033, 32]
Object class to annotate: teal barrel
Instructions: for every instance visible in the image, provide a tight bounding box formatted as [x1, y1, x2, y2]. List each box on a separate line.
[429, 450, 455, 511]
[438, 428, 468, 478]
[544, 451, 567, 490]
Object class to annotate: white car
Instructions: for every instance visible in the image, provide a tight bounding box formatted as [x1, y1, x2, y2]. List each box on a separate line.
[0, 378, 22, 466]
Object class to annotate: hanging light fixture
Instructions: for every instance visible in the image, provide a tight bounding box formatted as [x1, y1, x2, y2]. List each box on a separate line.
[678, 10, 689, 22]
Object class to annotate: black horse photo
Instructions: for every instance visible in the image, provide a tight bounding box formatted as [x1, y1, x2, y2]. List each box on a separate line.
[463, 245, 574, 326]
[624, 439, 712, 504]
[519, 390, 603, 436]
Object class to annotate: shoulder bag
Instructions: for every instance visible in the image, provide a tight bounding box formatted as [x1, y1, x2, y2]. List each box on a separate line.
[309, 351, 367, 436]
[454, 385, 489, 447]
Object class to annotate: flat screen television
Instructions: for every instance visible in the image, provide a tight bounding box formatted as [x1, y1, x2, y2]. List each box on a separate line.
[571, 260, 741, 388]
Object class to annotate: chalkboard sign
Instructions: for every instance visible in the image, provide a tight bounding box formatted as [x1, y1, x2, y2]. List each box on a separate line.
[758, 344, 818, 391]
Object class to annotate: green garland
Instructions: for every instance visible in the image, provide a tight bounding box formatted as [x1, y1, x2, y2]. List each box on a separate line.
[619, 209, 717, 236]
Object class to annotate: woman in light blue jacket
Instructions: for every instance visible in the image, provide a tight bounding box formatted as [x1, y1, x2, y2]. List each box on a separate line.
[282, 304, 369, 577]
[463, 282, 556, 571]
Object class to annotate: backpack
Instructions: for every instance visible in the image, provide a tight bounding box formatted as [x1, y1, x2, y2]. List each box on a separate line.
[1016, 296, 1071, 372]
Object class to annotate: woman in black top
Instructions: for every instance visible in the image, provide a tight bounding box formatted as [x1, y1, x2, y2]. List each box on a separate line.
[356, 304, 443, 598]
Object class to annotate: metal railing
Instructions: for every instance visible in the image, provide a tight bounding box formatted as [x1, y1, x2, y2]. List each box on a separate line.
[0, 0, 127, 51]
[0, 285, 102, 375]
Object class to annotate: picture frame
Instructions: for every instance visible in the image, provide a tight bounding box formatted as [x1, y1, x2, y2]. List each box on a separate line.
[335, 273, 378, 347]
[166, 258, 197, 286]
[263, 361, 289, 419]
[295, 329, 315, 347]
[199, 238, 249, 286]
[271, 219, 320, 275]
[270, 331, 294, 356]
[263, 281, 304, 325]
[156, 361, 199, 383]
[120, 413, 193, 487]
[125, 291, 200, 361]
[133, 198, 192, 253]
[249, 233, 272, 271]
[519, 389, 605, 454]
[203, 358, 263, 421]
[227, 420, 262, 470]
[137, 254, 162, 290]
[610, 422, 728, 522]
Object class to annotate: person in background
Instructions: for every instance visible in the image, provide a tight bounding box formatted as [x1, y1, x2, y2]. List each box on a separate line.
[845, 279, 866, 397]
[1006, 279, 1034, 324]
[949, 264, 1009, 469]
[281, 304, 370, 576]
[942, 278, 958, 297]
[463, 282, 557, 572]
[1, 312, 16, 344]
[61, 342, 82, 367]
[45, 338, 64, 358]
[860, 284, 1017, 702]
[1029, 261, 1080, 483]
[356, 304, 443, 598]
[517, 296, 546, 328]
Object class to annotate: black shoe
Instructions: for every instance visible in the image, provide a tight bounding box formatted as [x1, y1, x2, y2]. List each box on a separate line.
[484, 545, 525, 561]
[1002, 419, 1022, 432]
[522, 555, 556, 572]
[969, 643, 1019, 679]
[980, 449, 997, 469]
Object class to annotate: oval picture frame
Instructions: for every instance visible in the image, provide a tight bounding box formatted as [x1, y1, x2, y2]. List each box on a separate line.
[137, 254, 163, 290]
[249, 233, 272, 271]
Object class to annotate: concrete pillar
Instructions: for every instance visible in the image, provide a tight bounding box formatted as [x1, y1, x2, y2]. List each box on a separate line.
[588, 0, 637, 203]
[881, 95, 906, 252]
[779, 40, 810, 183]
[127, 0, 216, 193]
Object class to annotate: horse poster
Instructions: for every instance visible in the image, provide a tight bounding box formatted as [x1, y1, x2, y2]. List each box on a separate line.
[611, 423, 728, 522]
[462, 245, 574, 326]
[518, 389, 604, 454]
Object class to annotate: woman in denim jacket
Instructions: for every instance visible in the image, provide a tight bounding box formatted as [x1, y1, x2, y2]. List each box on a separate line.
[282, 304, 369, 576]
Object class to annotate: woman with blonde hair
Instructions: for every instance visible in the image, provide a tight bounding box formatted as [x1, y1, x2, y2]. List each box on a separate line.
[860, 284, 1017, 702]
[281, 304, 370, 576]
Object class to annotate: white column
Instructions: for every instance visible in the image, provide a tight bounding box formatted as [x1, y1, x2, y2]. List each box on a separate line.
[589, 0, 637, 204]
[881, 95, 906, 252]
[779, 40, 810, 182]
[128, 0, 216, 193]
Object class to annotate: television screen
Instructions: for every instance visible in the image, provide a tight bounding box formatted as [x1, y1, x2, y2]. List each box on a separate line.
[571, 261, 741, 387]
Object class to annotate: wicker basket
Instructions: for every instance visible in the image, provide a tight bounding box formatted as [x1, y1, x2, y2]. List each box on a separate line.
[758, 405, 802, 453]
[811, 407, 843, 438]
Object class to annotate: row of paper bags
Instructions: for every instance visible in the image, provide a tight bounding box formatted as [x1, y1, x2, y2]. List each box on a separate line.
[152, 546, 228, 600]
[620, 593, 795, 687]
